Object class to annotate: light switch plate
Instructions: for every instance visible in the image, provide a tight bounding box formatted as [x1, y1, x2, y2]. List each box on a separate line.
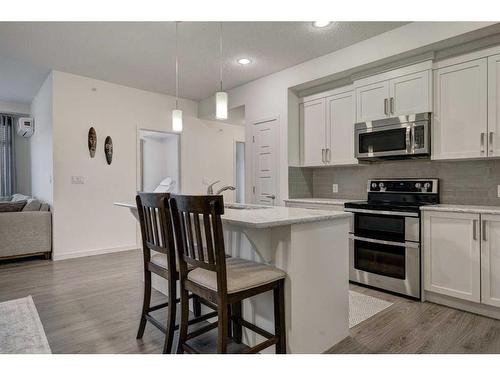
[71, 176, 85, 185]
[332, 184, 339, 193]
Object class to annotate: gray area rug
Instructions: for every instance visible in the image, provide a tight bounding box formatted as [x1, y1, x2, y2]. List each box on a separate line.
[0, 295, 51, 354]
[349, 290, 393, 328]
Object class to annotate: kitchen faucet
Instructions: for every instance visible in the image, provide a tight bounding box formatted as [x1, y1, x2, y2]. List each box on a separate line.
[206, 180, 236, 195]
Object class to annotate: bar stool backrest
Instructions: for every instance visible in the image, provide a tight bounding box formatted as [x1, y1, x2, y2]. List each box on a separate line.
[136, 192, 176, 271]
[169, 194, 228, 293]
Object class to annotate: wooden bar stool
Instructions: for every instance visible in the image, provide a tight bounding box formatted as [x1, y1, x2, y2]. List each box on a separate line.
[135, 192, 217, 353]
[169, 194, 287, 354]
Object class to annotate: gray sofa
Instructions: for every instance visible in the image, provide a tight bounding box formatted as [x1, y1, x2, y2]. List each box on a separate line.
[0, 194, 52, 260]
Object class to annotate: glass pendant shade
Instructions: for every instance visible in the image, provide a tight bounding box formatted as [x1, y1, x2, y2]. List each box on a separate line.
[172, 109, 183, 132]
[215, 91, 228, 120]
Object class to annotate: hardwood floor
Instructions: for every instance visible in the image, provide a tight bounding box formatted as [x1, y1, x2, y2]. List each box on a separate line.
[2, 249, 500, 354]
[328, 284, 500, 354]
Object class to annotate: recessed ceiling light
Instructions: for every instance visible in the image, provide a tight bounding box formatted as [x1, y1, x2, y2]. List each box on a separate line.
[237, 58, 252, 65]
[312, 21, 331, 28]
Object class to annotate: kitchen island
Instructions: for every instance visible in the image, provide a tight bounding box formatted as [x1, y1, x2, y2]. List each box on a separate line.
[115, 201, 351, 353]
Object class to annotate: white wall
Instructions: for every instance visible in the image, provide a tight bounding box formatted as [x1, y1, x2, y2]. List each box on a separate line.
[29, 73, 53, 204]
[180, 119, 244, 198]
[211, 22, 498, 205]
[49, 71, 243, 260]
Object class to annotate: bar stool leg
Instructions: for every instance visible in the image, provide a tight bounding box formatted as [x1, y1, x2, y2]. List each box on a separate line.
[273, 279, 286, 354]
[176, 287, 190, 354]
[136, 270, 152, 339]
[162, 278, 177, 354]
[193, 295, 202, 318]
[217, 303, 228, 353]
[232, 302, 242, 344]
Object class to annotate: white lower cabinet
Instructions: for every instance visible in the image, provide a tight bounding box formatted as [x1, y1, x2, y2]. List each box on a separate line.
[423, 211, 481, 302]
[481, 214, 500, 307]
[424, 210, 500, 310]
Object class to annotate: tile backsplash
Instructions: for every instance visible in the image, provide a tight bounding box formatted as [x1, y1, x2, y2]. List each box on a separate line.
[289, 159, 500, 205]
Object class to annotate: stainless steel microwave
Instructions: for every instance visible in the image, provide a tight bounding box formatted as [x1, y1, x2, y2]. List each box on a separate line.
[355, 113, 431, 161]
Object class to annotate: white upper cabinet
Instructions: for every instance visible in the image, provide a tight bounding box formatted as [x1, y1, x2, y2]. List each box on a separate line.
[389, 70, 431, 117]
[481, 214, 500, 308]
[355, 80, 389, 122]
[433, 58, 488, 160]
[300, 86, 356, 167]
[354, 61, 432, 122]
[299, 98, 326, 167]
[488, 53, 500, 157]
[423, 211, 481, 303]
[327, 90, 357, 165]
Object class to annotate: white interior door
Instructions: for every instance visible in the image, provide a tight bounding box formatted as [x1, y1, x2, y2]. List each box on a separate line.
[389, 70, 431, 116]
[481, 214, 500, 307]
[433, 58, 488, 160]
[355, 80, 389, 122]
[423, 211, 481, 302]
[253, 118, 279, 206]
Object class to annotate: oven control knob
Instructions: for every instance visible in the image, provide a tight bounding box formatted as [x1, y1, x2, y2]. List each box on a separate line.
[423, 182, 431, 191]
[379, 182, 385, 188]
[415, 182, 422, 189]
[371, 182, 377, 189]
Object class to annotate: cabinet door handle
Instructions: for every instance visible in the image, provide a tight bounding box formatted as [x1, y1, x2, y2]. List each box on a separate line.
[483, 220, 487, 241]
[490, 131, 494, 154]
[321, 148, 325, 163]
[384, 98, 388, 115]
[481, 132, 485, 153]
[390, 97, 395, 115]
[326, 148, 331, 163]
[473, 219, 478, 241]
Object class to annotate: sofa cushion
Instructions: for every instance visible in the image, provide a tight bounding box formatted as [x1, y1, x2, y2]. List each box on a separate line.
[23, 198, 42, 212]
[0, 200, 27, 212]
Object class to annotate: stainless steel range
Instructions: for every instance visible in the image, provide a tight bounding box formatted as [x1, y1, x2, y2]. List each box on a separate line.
[344, 178, 439, 299]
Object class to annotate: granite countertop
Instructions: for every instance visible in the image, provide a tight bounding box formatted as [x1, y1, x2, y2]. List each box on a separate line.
[115, 202, 351, 229]
[421, 204, 500, 215]
[283, 198, 363, 206]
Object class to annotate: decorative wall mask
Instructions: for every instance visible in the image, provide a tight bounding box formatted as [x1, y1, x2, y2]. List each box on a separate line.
[104, 136, 113, 165]
[88, 127, 97, 158]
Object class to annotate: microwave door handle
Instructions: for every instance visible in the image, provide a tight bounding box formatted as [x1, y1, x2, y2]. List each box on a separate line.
[406, 126, 411, 153]
[411, 125, 416, 153]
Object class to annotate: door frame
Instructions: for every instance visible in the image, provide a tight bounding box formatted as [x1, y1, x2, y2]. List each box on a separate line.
[251, 116, 280, 205]
[135, 127, 182, 194]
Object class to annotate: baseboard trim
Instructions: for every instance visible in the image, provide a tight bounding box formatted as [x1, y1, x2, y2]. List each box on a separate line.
[52, 245, 139, 261]
[425, 291, 500, 320]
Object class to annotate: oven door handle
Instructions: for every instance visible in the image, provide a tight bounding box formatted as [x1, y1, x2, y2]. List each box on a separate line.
[349, 234, 420, 249]
[344, 207, 419, 217]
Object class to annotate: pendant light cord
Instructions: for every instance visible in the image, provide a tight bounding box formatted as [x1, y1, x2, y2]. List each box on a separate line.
[175, 21, 179, 109]
[219, 22, 223, 92]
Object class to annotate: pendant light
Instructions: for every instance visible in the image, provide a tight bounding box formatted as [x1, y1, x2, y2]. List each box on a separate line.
[172, 22, 183, 132]
[215, 22, 228, 120]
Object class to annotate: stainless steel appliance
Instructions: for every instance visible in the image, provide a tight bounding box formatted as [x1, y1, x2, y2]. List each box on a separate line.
[344, 178, 439, 299]
[355, 113, 431, 161]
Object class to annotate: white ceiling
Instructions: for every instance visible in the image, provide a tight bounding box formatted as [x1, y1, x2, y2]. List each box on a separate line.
[0, 22, 408, 103]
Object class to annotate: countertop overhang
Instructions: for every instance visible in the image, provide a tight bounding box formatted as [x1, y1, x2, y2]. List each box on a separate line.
[115, 202, 351, 229]
[420, 204, 500, 215]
